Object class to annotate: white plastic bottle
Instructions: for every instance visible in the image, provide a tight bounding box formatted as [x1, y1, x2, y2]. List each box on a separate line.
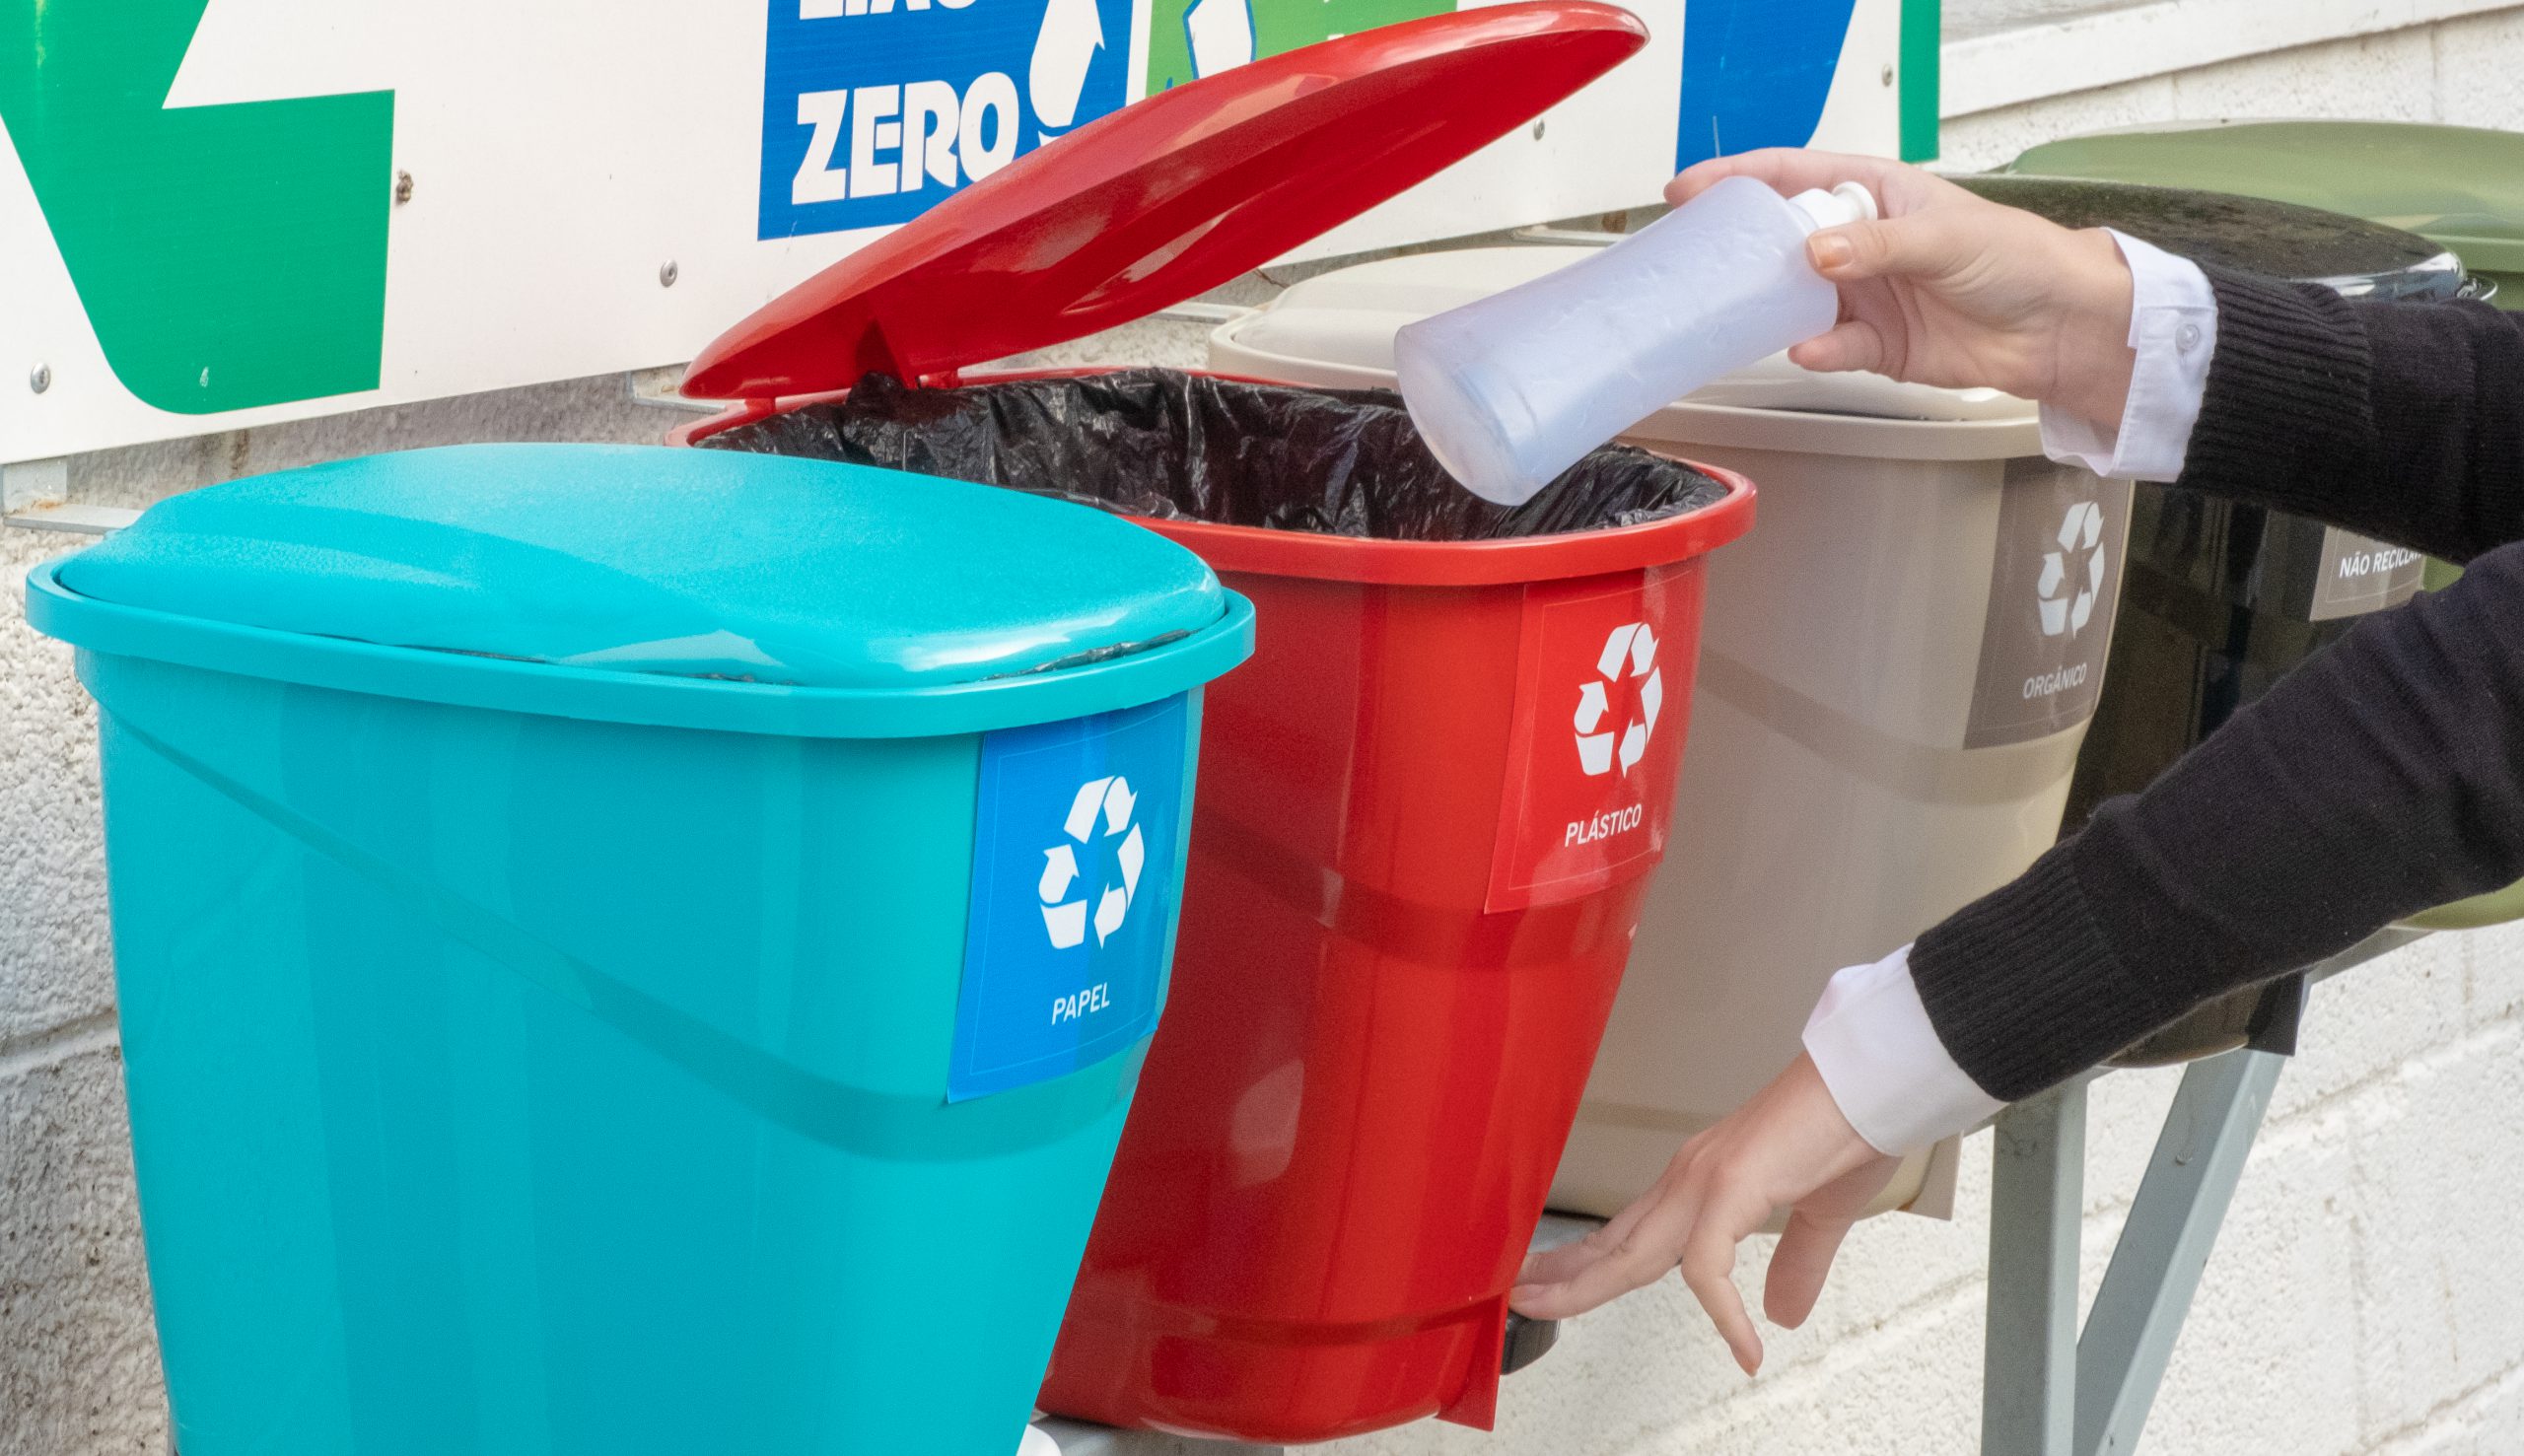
[1394, 176, 1879, 506]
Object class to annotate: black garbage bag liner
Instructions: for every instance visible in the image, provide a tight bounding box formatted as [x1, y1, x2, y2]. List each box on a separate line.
[699, 369, 1726, 542]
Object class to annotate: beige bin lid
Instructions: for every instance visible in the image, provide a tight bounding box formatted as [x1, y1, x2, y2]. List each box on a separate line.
[1211, 245, 2044, 458]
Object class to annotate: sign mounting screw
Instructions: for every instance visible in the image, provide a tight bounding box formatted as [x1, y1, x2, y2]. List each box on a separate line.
[660, 261, 680, 288]
[29, 364, 49, 394]
[393, 170, 415, 204]
[1881, 63, 1896, 86]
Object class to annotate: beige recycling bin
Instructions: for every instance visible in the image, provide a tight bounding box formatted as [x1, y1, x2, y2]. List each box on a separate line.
[1211, 245, 2139, 1221]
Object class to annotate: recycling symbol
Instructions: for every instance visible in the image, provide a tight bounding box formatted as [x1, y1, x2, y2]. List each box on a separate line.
[2039, 501, 2108, 638]
[1029, 0, 1113, 144]
[1575, 623, 1664, 777]
[1039, 776, 1145, 949]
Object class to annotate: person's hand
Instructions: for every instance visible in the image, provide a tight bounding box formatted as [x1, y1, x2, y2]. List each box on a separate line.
[1511, 1052, 1902, 1374]
[1668, 149, 2139, 430]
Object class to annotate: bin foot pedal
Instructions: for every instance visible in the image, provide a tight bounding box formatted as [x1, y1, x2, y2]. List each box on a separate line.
[1502, 1310, 1561, 1374]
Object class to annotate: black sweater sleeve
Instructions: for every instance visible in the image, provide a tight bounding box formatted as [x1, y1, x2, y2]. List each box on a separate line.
[1910, 267, 2524, 1102]
[2176, 266, 2524, 562]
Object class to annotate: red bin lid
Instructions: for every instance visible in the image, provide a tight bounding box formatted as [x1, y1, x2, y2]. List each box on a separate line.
[681, 2, 1648, 402]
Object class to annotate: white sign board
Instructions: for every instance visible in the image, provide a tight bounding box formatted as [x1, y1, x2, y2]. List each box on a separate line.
[0, 0, 1905, 464]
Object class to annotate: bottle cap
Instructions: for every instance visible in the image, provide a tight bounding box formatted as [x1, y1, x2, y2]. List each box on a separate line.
[1788, 181, 1880, 232]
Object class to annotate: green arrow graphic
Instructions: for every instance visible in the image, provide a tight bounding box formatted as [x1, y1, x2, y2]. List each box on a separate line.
[1, 2, 392, 414]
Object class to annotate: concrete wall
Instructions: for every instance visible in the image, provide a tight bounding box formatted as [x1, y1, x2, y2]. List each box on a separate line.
[1937, 5, 2524, 172]
[8, 6, 2524, 1454]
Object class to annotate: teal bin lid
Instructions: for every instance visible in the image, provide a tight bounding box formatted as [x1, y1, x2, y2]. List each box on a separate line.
[28, 444, 1253, 738]
[2004, 121, 2524, 275]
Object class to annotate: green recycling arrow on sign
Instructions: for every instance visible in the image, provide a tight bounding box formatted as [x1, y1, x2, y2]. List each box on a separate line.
[1145, 0, 1454, 94]
[0, 1, 392, 414]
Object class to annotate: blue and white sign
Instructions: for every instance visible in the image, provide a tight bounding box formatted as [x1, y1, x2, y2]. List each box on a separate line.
[759, 0, 1137, 241]
[3, 0, 1906, 465]
[949, 694, 1189, 1101]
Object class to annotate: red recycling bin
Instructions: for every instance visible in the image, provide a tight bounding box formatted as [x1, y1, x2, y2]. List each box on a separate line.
[1040, 500, 1749, 1442]
[671, 6, 1756, 1440]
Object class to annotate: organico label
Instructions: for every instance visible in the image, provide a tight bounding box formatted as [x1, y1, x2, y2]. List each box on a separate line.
[759, 0, 1134, 241]
[1964, 461, 2134, 749]
[1488, 573, 1695, 912]
[950, 694, 1187, 1101]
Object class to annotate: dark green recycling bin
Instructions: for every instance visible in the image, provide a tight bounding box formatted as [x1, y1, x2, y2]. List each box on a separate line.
[2009, 120, 2524, 305]
[1957, 173, 2477, 1064]
[2005, 122, 2524, 935]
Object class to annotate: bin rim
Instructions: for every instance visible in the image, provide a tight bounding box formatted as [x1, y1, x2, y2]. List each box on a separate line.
[2426, 232, 2524, 275]
[1129, 473, 1753, 586]
[676, 369, 1758, 588]
[25, 556, 1254, 740]
[1202, 322, 2051, 463]
[1955, 173, 2473, 303]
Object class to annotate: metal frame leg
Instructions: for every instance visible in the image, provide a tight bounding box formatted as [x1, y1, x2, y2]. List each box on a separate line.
[1974, 932, 2433, 1456]
[1984, 1080, 2087, 1456]
[2074, 1050, 2285, 1456]
[1978, 1048, 2287, 1456]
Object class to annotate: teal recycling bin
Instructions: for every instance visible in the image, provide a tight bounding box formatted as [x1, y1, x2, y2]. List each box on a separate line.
[26, 444, 1253, 1456]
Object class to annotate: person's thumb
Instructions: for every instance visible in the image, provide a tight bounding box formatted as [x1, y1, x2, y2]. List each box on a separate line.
[1763, 1209, 1856, 1330]
[1806, 214, 1948, 284]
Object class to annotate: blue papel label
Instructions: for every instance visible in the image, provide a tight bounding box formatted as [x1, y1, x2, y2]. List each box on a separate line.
[948, 694, 1187, 1101]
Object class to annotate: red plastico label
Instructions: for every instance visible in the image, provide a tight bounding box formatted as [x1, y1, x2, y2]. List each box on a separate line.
[1487, 573, 1692, 912]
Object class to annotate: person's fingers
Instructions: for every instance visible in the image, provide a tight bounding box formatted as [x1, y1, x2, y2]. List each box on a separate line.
[1665, 154, 1771, 206]
[1677, 1194, 1769, 1374]
[1514, 1215, 1615, 1282]
[1763, 1209, 1858, 1331]
[1512, 1179, 1709, 1321]
[1511, 1233, 1682, 1320]
[1513, 1241, 1592, 1291]
[1515, 1198, 1649, 1289]
[1665, 148, 1917, 208]
[1787, 319, 1888, 375]
[1805, 212, 1964, 286]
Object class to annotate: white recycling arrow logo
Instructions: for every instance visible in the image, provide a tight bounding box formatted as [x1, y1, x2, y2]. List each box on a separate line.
[1183, 0, 1256, 78]
[1029, 0, 1108, 142]
[1575, 623, 1663, 777]
[2038, 500, 2108, 639]
[1038, 775, 1146, 949]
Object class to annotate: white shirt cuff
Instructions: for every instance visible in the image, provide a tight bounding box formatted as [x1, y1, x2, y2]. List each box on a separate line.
[1802, 943, 2005, 1157]
[2038, 229, 2218, 484]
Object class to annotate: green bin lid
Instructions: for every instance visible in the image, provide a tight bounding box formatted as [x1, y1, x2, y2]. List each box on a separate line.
[29, 444, 1252, 738]
[1953, 173, 2470, 300]
[2002, 121, 2524, 275]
